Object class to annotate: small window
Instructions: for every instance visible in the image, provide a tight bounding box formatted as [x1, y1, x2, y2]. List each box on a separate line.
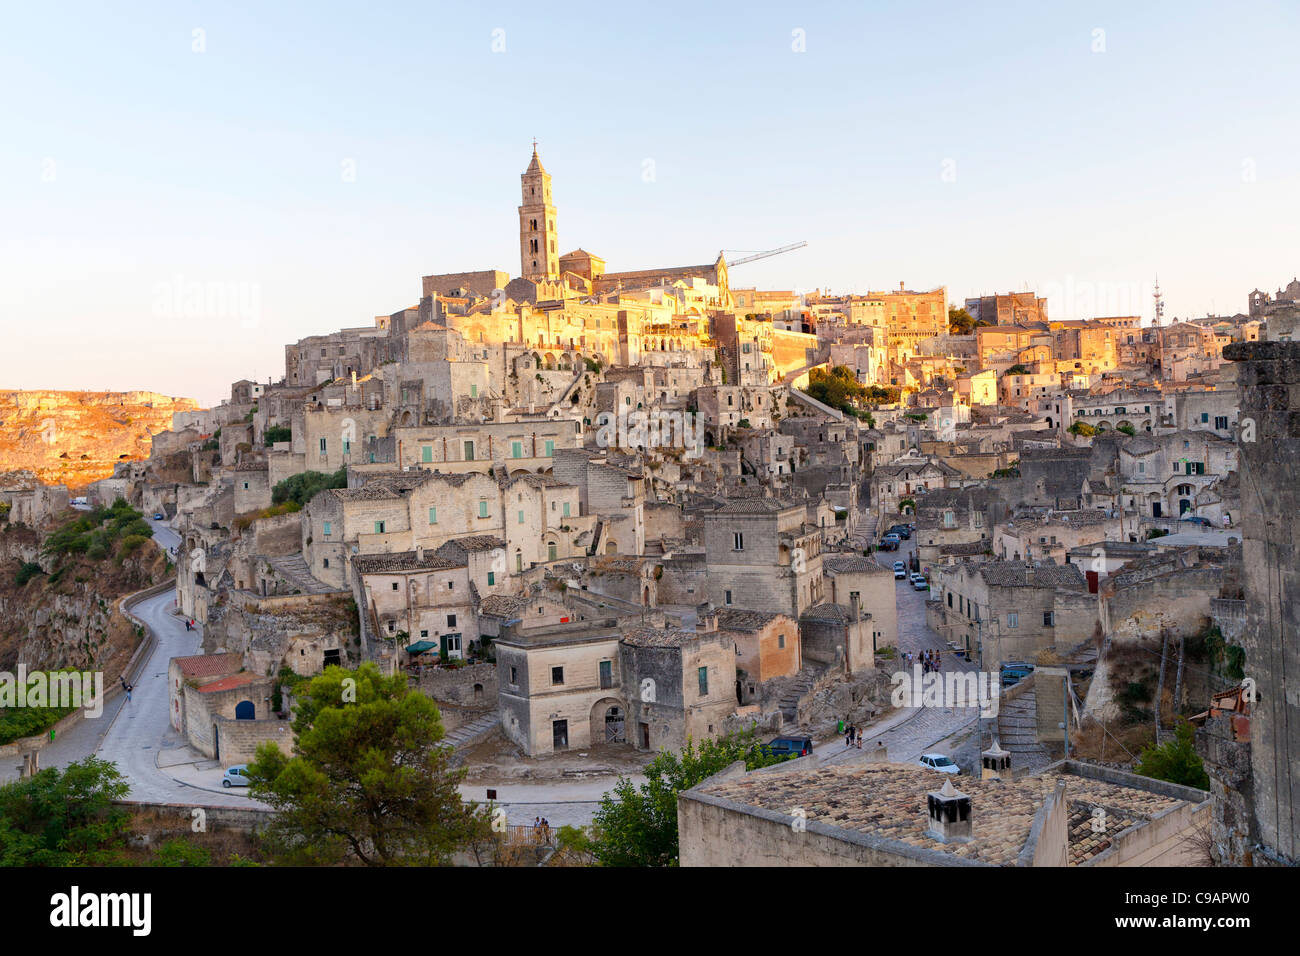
[479, 501, 489, 518]
[428, 507, 437, 524]
[487, 571, 495, 586]
[545, 439, 555, 457]
[698, 666, 709, 697]
[323, 521, 332, 536]
[518, 510, 525, 525]
[733, 532, 744, 551]
[509, 666, 518, 684]
[1043, 611, 1055, 627]
[778, 634, 785, 649]
[447, 614, 456, 627]
[548, 542, 557, 561]
[392, 582, 399, 591]
[1007, 612, 1018, 628]
[562, 501, 570, 518]
[551, 666, 564, 685]
[724, 590, 733, 605]
[374, 521, 385, 534]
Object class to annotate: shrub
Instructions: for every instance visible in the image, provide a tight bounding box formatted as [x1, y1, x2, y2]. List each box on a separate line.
[264, 425, 292, 445]
[15, 561, 43, 586]
[272, 468, 347, 508]
[1135, 722, 1210, 790]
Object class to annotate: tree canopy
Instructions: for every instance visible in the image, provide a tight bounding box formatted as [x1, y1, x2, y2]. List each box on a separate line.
[588, 730, 791, 867]
[271, 468, 347, 507]
[1135, 722, 1210, 790]
[246, 663, 493, 865]
[0, 757, 130, 866]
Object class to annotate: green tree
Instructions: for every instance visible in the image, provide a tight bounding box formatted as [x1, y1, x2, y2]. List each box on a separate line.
[245, 663, 493, 866]
[589, 730, 790, 867]
[0, 757, 130, 865]
[1068, 421, 1096, 437]
[948, 306, 976, 335]
[264, 425, 292, 446]
[271, 468, 347, 508]
[1135, 722, 1210, 790]
[1005, 363, 1030, 375]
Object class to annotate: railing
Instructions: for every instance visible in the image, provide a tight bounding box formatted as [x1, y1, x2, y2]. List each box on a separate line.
[503, 824, 556, 846]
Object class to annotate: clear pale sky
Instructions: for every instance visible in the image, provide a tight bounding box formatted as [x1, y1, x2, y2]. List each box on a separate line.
[2, 1, 1298, 407]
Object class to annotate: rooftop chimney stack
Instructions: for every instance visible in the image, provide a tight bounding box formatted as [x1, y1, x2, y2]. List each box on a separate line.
[926, 778, 973, 844]
[981, 738, 1012, 781]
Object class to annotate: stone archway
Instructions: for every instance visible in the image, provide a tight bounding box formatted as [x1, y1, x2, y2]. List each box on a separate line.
[590, 697, 626, 744]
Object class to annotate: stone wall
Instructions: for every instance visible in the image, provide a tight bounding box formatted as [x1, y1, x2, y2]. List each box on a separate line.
[1222, 341, 1300, 864]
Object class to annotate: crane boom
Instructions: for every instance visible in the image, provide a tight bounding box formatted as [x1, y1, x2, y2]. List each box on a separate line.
[723, 241, 808, 268]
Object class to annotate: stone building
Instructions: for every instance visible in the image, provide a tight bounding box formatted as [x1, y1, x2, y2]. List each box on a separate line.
[167, 653, 288, 764]
[679, 760, 1208, 867]
[701, 497, 825, 617]
[929, 560, 1095, 665]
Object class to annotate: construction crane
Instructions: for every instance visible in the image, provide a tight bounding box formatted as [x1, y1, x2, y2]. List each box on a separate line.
[721, 241, 808, 268]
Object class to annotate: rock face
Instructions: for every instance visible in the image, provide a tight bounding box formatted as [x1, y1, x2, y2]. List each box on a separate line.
[0, 522, 167, 676]
[0, 390, 200, 490]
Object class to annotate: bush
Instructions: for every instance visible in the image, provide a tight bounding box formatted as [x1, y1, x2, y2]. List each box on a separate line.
[1135, 722, 1210, 790]
[264, 425, 292, 446]
[151, 837, 212, 867]
[272, 468, 347, 508]
[15, 561, 43, 586]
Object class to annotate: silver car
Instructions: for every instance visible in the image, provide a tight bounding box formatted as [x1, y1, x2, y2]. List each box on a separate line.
[221, 765, 250, 788]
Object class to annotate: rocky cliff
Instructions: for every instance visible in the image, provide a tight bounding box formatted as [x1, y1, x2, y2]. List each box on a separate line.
[0, 519, 168, 677]
[0, 390, 200, 490]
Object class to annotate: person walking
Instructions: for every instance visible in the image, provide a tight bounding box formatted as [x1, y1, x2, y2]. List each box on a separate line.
[856, 728, 863, 749]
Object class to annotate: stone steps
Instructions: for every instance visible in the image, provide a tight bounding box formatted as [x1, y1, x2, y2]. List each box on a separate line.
[266, 554, 336, 595]
[443, 713, 500, 751]
[997, 686, 1051, 762]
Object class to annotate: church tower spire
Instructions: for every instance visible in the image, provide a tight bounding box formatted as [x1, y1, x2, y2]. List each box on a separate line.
[519, 143, 558, 280]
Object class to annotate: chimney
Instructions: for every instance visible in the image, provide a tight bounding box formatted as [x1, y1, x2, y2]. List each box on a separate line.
[849, 592, 861, 621]
[415, 545, 424, 562]
[981, 738, 1011, 781]
[926, 778, 973, 843]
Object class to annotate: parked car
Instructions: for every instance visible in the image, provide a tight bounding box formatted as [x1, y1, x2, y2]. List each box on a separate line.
[222, 765, 250, 788]
[1000, 661, 1035, 686]
[1180, 515, 1212, 527]
[152, 512, 166, 521]
[918, 753, 960, 775]
[910, 573, 929, 591]
[765, 736, 814, 759]
[893, 561, 907, 579]
[889, 525, 912, 540]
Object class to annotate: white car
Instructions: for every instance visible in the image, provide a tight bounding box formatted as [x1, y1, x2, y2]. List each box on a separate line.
[222, 765, 251, 788]
[918, 753, 960, 775]
[893, 561, 907, 579]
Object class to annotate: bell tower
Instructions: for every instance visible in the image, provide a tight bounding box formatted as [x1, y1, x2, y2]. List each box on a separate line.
[519, 143, 558, 280]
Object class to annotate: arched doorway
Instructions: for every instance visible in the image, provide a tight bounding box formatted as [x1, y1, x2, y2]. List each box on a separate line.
[234, 700, 255, 720]
[590, 698, 626, 744]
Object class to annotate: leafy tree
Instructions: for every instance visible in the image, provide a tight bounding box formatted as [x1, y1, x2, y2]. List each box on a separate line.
[1116, 423, 1136, 436]
[1135, 722, 1210, 790]
[271, 468, 347, 508]
[245, 663, 493, 866]
[0, 757, 130, 865]
[1005, 364, 1030, 375]
[264, 425, 292, 445]
[948, 306, 976, 335]
[806, 366, 871, 418]
[1068, 421, 1096, 437]
[589, 730, 791, 867]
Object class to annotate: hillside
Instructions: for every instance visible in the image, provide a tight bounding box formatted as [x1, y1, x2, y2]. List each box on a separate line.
[0, 390, 199, 490]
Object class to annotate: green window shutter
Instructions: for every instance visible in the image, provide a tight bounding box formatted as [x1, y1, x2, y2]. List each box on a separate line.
[479, 501, 488, 518]
[487, 571, 495, 586]
[428, 507, 437, 524]
[545, 439, 555, 457]
[422, 445, 433, 463]
[512, 441, 523, 459]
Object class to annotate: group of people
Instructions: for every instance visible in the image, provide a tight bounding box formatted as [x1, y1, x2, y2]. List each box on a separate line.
[532, 817, 552, 840]
[843, 724, 864, 749]
[905, 649, 942, 674]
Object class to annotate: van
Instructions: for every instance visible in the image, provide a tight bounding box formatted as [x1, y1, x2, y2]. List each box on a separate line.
[764, 736, 814, 759]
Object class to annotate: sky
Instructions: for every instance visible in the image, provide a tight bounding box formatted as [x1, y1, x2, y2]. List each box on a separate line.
[1, 0, 1298, 407]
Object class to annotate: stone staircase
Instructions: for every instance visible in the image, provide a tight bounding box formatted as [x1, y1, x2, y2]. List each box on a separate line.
[266, 554, 337, 595]
[997, 684, 1052, 771]
[443, 712, 500, 751]
[778, 669, 820, 726]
